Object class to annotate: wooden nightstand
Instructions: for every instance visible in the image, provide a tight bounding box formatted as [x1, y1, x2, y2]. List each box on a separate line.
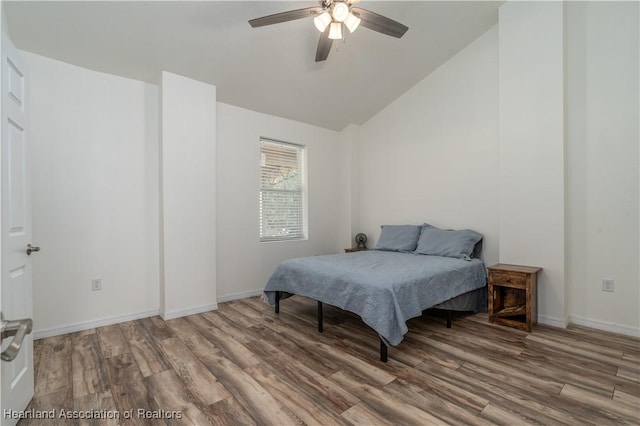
[488, 264, 542, 332]
[344, 247, 368, 253]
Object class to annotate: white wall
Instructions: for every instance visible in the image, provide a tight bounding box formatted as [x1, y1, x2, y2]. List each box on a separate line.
[23, 54, 350, 331]
[498, 1, 566, 326]
[342, 123, 360, 248]
[353, 26, 499, 266]
[566, 1, 639, 334]
[160, 72, 217, 318]
[25, 52, 160, 336]
[216, 102, 349, 301]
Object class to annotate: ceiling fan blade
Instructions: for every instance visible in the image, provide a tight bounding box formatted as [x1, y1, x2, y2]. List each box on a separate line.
[315, 27, 333, 62]
[351, 8, 409, 38]
[249, 7, 323, 28]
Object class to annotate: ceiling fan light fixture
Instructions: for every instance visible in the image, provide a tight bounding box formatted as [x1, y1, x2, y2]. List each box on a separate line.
[328, 22, 343, 40]
[344, 12, 361, 33]
[332, 2, 350, 23]
[313, 11, 332, 32]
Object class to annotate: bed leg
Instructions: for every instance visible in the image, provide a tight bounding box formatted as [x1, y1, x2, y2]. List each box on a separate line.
[380, 338, 388, 363]
[275, 291, 280, 314]
[317, 301, 323, 333]
[446, 310, 452, 328]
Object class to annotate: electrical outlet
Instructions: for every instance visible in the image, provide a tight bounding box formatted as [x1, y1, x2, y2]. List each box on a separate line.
[91, 278, 102, 291]
[602, 279, 614, 292]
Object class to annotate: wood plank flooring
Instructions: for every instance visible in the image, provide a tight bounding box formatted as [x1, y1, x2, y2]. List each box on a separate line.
[21, 296, 640, 425]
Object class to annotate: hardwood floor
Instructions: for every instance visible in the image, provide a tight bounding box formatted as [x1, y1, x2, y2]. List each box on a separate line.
[21, 296, 640, 425]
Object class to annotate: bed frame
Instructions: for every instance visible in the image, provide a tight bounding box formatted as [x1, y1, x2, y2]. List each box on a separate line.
[273, 291, 452, 362]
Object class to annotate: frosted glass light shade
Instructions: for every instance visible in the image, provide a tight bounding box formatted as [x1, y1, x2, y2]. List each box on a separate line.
[328, 22, 343, 40]
[332, 2, 349, 22]
[314, 12, 332, 32]
[344, 13, 361, 33]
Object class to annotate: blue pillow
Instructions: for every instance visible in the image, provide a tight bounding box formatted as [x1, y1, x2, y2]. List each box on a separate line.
[415, 226, 483, 260]
[374, 225, 422, 252]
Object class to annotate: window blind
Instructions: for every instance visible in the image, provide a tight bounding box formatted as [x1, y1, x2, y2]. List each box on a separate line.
[259, 139, 306, 242]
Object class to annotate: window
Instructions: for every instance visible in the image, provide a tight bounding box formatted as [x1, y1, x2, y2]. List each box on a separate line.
[259, 138, 307, 242]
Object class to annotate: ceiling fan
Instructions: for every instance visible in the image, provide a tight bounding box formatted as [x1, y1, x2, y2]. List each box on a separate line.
[249, 0, 409, 62]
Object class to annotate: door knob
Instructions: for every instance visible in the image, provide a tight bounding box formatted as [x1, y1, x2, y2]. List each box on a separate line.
[26, 244, 40, 255]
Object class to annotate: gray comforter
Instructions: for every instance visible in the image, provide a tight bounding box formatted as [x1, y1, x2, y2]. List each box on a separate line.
[263, 250, 487, 346]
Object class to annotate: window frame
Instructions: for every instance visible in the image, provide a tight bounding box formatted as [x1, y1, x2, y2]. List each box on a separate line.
[259, 137, 308, 243]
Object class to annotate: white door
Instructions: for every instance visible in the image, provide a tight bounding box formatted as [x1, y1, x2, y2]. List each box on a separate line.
[0, 32, 34, 425]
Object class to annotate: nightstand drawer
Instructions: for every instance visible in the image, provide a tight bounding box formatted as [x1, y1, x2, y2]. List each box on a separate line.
[489, 270, 527, 288]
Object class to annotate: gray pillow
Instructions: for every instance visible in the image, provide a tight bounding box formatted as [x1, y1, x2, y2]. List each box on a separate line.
[415, 226, 483, 260]
[374, 225, 422, 252]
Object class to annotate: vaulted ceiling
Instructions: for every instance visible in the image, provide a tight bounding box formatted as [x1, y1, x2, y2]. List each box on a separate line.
[4, 1, 502, 130]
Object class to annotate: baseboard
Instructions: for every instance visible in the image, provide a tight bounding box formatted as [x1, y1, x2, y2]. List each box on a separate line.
[33, 309, 160, 340]
[569, 315, 640, 338]
[217, 289, 263, 304]
[32, 293, 258, 339]
[538, 315, 568, 329]
[160, 303, 218, 321]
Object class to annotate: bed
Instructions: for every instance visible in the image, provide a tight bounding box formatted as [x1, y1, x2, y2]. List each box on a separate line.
[263, 224, 488, 362]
